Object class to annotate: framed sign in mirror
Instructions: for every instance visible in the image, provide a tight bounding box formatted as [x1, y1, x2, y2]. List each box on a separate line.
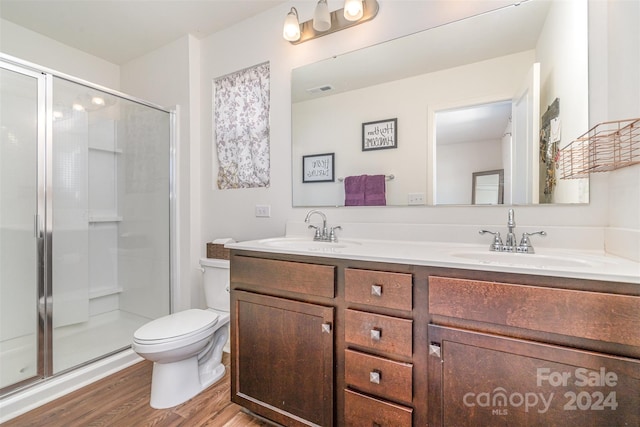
[362, 118, 397, 151]
[303, 153, 335, 183]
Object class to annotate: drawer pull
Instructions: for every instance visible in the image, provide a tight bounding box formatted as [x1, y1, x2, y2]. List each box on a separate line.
[370, 328, 381, 341]
[321, 323, 332, 334]
[369, 370, 381, 384]
[371, 284, 382, 297]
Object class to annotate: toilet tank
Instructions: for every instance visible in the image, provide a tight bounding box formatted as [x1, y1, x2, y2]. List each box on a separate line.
[199, 258, 230, 312]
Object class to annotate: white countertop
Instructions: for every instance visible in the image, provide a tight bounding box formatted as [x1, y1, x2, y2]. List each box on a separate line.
[227, 236, 640, 285]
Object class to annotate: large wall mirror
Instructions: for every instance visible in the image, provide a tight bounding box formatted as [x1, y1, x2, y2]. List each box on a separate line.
[292, 0, 589, 207]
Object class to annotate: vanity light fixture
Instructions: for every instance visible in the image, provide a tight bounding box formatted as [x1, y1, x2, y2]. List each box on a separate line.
[313, 0, 331, 32]
[343, 0, 364, 21]
[283, 7, 301, 42]
[283, 0, 379, 44]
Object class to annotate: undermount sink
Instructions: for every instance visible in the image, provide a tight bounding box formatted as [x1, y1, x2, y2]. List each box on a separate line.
[449, 251, 596, 268]
[258, 237, 361, 252]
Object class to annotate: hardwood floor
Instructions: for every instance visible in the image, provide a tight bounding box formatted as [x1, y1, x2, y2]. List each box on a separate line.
[4, 353, 272, 427]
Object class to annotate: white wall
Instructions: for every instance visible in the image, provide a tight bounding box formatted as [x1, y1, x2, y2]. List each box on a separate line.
[0, 18, 120, 89]
[438, 139, 503, 205]
[535, 0, 589, 204]
[593, 0, 640, 260]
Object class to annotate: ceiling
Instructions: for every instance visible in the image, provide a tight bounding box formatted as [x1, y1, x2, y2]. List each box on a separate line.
[0, 0, 286, 64]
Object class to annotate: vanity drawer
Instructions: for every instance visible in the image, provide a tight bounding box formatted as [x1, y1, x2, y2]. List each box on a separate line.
[429, 276, 640, 347]
[231, 255, 335, 298]
[345, 349, 413, 405]
[345, 309, 413, 358]
[345, 389, 413, 427]
[345, 268, 412, 311]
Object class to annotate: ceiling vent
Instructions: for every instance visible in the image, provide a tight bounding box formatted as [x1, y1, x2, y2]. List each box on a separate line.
[306, 85, 334, 94]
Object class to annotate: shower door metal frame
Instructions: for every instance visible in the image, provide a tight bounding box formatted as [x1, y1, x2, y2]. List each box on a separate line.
[0, 59, 48, 394]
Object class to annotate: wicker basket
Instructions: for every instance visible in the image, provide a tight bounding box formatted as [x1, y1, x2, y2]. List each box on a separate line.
[206, 242, 230, 260]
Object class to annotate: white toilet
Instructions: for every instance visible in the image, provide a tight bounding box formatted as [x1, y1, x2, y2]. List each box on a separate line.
[132, 257, 230, 409]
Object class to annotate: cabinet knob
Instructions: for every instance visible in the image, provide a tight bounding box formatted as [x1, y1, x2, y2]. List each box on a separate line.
[369, 370, 381, 384]
[321, 323, 332, 334]
[429, 343, 441, 358]
[370, 328, 381, 341]
[371, 284, 382, 297]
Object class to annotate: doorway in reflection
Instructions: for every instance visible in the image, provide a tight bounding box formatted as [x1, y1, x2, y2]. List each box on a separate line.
[435, 101, 512, 205]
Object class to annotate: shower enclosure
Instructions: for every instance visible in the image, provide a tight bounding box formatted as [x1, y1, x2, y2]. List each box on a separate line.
[0, 57, 173, 395]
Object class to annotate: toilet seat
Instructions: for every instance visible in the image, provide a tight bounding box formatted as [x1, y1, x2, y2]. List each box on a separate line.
[134, 309, 219, 345]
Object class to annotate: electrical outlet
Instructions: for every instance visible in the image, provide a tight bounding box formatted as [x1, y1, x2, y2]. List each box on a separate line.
[255, 205, 271, 217]
[408, 193, 426, 205]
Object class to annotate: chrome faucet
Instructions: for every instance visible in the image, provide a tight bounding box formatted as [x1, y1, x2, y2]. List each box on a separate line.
[505, 208, 517, 249]
[304, 209, 341, 242]
[480, 209, 546, 254]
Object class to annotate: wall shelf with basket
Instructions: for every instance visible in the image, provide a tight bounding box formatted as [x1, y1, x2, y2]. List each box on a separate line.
[560, 118, 640, 179]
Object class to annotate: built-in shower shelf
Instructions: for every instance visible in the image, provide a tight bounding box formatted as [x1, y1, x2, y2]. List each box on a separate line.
[88, 145, 123, 154]
[89, 215, 123, 223]
[89, 287, 123, 299]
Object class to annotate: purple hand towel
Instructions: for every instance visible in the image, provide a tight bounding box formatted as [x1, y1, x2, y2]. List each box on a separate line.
[364, 174, 386, 206]
[344, 175, 366, 206]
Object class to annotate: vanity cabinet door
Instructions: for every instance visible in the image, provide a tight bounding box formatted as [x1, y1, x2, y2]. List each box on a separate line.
[232, 290, 334, 427]
[427, 325, 640, 427]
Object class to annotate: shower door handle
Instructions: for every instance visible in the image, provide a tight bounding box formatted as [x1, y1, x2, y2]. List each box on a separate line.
[34, 214, 45, 239]
[34, 214, 43, 238]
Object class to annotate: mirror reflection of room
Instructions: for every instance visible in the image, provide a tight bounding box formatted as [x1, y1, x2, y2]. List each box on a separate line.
[291, 0, 589, 207]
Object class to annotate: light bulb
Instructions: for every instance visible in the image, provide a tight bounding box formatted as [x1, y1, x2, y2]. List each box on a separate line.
[313, 0, 331, 32]
[343, 0, 363, 21]
[283, 7, 300, 41]
[91, 96, 105, 106]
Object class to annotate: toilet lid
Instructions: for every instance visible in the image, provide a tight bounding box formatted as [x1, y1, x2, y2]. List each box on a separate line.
[134, 309, 218, 341]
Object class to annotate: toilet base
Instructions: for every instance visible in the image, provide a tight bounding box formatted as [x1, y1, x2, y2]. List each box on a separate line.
[150, 356, 202, 409]
[201, 363, 226, 390]
[149, 358, 227, 409]
[147, 323, 229, 409]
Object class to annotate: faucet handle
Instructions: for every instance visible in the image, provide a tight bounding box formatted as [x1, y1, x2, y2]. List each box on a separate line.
[308, 224, 322, 241]
[517, 231, 546, 254]
[329, 226, 342, 242]
[479, 230, 503, 252]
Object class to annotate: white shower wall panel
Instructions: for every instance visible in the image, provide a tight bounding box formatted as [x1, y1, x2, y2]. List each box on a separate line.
[51, 112, 89, 329]
[88, 150, 118, 219]
[88, 222, 118, 295]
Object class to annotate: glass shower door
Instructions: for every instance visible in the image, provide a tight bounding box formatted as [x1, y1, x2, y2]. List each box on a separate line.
[0, 63, 45, 391]
[50, 77, 171, 374]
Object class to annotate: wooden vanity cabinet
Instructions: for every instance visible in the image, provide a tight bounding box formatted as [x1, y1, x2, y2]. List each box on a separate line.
[230, 255, 336, 427]
[230, 249, 640, 426]
[427, 276, 640, 426]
